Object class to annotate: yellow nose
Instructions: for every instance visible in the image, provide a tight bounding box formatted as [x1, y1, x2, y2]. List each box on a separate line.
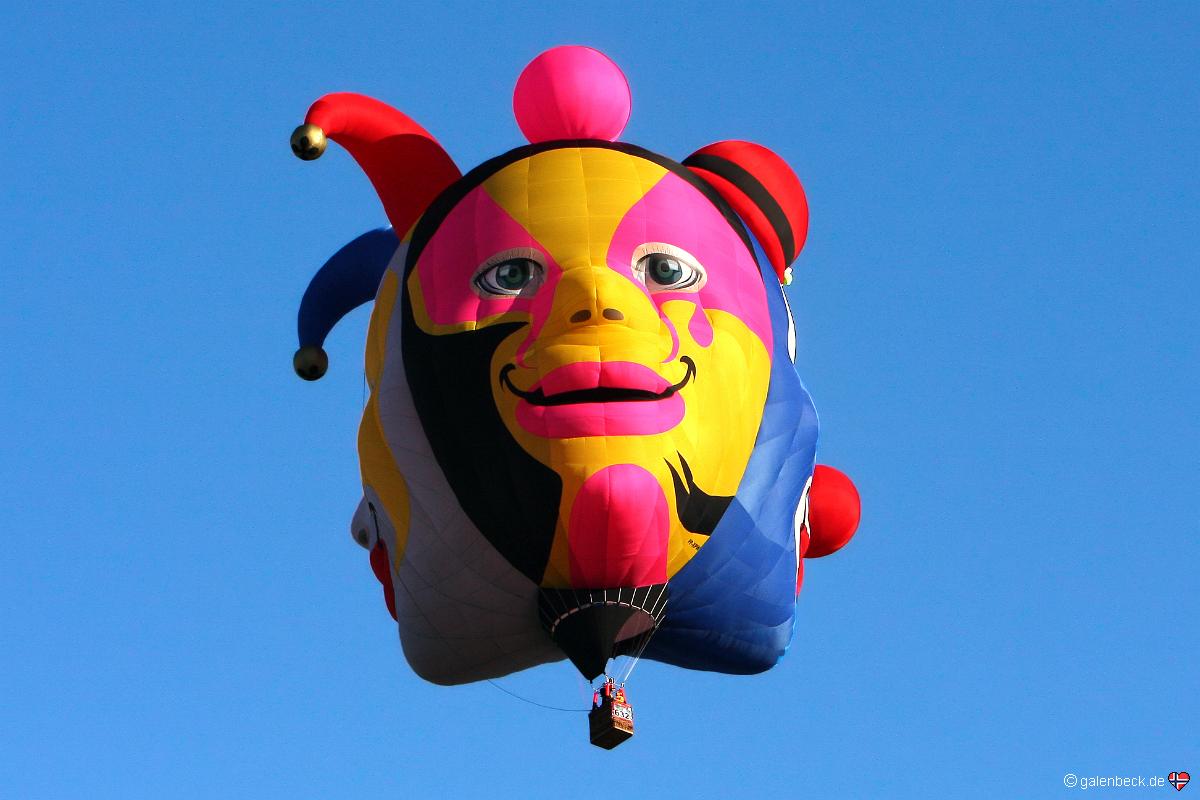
[543, 265, 659, 338]
[525, 265, 667, 372]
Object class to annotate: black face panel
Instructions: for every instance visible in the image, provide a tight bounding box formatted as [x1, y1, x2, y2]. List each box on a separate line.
[666, 453, 733, 536]
[399, 307, 562, 584]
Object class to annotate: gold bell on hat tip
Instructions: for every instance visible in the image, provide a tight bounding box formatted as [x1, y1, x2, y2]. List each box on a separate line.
[293, 345, 329, 381]
[290, 123, 327, 161]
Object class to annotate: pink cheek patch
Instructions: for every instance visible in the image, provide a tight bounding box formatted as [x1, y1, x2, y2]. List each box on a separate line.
[608, 174, 773, 353]
[414, 187, 561, 327]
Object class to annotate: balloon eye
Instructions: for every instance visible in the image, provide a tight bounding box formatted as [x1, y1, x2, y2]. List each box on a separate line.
[475, 257, 543, 296]
[634, 251, 704, 292]
[496, 261, 531, 289]
[648, 256, 683, 285]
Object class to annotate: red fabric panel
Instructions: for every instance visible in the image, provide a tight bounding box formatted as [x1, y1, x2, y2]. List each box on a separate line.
[688, 166, 788, 278]
[805, 465, 861, 558]
[692, 140, 808, 261]
[369, 541, 397, 620]
[305, 93, 461, 237]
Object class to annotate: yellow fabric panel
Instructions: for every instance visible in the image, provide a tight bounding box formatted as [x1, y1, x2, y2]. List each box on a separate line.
[482, 148, 667, 272]
[398, 148, 771, 588]
[365, 270, 398, 390]
[489, 303, 770, 587]
[358, 269, 410, 565]
[358, 401, 411, 565]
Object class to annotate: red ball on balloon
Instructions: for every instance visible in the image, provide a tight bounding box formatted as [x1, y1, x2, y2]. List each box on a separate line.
[513, 45, 631, 143]
[805, 465, 861, 558]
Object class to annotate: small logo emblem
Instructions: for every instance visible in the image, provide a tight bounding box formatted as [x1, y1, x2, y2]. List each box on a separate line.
[1169, 772, 1191, 792]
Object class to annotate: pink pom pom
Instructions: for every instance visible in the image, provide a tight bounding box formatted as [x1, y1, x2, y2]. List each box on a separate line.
[513, 46, 631, 143]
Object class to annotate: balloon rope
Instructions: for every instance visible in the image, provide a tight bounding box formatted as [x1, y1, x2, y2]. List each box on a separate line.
[614, 623, 658, 685]
[485, 679, 589, 713]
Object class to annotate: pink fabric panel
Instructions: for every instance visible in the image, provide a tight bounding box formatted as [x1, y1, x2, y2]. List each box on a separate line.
[414, 187, 561, 327]
[538, 361, 669, 396]
[515, 394, 684, 438]
[569, 464, 669, 588]
[687, 307, 714, 346]
[607, 173, 773, 353]
[513, 46, 631, 143]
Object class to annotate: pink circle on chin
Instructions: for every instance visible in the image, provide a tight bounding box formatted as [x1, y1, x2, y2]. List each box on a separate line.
[568, 464, 668, 588]
[513, 45, 631, 143]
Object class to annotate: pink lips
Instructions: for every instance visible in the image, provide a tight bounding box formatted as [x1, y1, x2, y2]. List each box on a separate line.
[513, 361, 686, 438]
[540, 361, 668, 395]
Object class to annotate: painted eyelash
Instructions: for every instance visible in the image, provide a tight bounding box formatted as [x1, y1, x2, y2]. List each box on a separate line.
[631, 243, 702, 272]
[477, 246, 544, 273]
[638, 243, 686, 259]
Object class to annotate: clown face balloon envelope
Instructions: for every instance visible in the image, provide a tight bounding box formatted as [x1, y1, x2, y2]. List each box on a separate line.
[291, 46, 860, 684]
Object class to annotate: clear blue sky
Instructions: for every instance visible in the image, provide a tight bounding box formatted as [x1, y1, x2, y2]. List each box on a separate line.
[2, 3, 1196, 798]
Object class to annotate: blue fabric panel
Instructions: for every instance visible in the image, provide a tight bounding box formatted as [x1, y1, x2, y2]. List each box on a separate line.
[647, 237, 819, 674]
[297, 227, 398, 347]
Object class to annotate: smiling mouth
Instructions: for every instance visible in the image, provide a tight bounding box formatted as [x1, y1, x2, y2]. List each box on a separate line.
[500, 357, 696, 406]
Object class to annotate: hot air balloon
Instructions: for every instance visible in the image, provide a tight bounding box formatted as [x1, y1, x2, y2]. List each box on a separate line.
[290, 46, 860, 746]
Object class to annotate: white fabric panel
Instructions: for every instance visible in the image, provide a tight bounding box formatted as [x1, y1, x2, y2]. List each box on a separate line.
[781, 287, 797, 364]
[365, 249, 561, 685]
[349, 496, 377, 549]
[793, 474, 813, 570]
